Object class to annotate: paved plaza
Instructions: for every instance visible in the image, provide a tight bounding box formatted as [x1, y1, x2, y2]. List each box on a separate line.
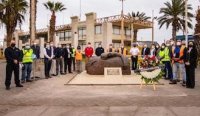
[0, 61, 200, 116]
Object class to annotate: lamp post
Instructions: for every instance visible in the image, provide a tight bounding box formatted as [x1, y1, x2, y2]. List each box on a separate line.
[185, 0, 188, 47]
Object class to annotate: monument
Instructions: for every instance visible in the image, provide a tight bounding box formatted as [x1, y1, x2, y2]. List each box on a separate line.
[86, 53, 131, 75]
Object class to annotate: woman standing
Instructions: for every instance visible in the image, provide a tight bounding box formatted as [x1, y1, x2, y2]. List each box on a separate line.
[185, 41, 198, 89]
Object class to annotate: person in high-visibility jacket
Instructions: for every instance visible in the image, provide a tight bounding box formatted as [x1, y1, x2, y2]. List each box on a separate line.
[170, 40, 187, 84]
[118, 44, 128, 56]
[158, 43, 173, 80]
[71, 45, 76, 71]
[21, 43, 34, 83]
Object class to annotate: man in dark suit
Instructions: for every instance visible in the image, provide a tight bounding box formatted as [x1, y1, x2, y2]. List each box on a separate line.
[5, 40, 23, 90]
[63, 44, 72, 74]
[141, 44, 150, 58]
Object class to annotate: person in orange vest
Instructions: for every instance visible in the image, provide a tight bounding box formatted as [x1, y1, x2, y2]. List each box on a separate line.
[75, 46, 83, 73]
[118, 44, 128, 56]
[170, 40, 187, 84]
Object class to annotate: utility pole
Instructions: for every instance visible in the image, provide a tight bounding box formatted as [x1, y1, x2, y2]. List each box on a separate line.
[119, 0, 126, 45]
[185, 0, 188, 47]
[152, 10, 157, 44]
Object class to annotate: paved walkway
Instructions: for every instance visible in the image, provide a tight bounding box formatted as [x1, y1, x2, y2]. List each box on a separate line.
[0, 62, 200, 116]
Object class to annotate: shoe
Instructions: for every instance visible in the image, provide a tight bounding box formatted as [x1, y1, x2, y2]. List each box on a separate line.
[69, 72, 73, 73]
[21, 80, 25, 83]
[26, 80, 33, 82]
[61, 73, 65, 75]
[177, 79, 181, 82]
[16, 84, 23, 87]
[45, 77, 49, 79]
[169, 80, 177, 84]
[6, 86, 10, 90]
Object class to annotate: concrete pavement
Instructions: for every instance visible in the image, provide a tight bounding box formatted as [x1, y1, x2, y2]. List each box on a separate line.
[0, 62, 200, 116]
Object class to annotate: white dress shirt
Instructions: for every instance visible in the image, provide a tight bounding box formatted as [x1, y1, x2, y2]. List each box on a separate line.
[130, 47, 140, 56]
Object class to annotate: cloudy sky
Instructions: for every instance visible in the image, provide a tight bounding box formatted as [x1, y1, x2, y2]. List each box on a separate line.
[0, 0, 200, 44]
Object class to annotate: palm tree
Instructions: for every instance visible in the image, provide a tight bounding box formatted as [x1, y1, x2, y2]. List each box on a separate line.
[0, 0, 28, 46]
[30, 0, 37, 43]
[128, 11, 151, 42]
[158, 0, 193, 40]
[43, 1, 66, 42]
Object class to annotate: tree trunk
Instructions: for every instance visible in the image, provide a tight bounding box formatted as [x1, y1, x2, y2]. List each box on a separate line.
[172, 22, 177, 41]
[49, 12, 56, 42]
[30, 0, 37, 44]
[6, 29, 13, 47]
[133, 29, 138, 42]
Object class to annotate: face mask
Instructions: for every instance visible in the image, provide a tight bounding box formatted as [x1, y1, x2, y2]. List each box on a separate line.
[46, 45, 50, 48]
[152, 46, 155, 49]
[71, 46, 74, 48]
[88, 45, 91, 47]
[99, 45, 102, 47]
[25, 45, 30, 49]
[33, 43, 37, 45]
[66, 46, 69, 48]
[177, 42, 181, 46]
[166, 44, 170, 47]
[58, 45, 62, 48]
[170, 42, 174, 45]
[121, 46, 124, 48]
[161, 46, 165, 49]
[50, 44, 53, 47]
[11, 43, 16, 47]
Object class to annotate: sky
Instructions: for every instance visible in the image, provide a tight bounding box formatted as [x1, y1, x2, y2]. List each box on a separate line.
[0, 0, 200, 44]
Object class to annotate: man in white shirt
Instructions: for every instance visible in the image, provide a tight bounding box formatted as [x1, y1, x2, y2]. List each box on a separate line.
[43, 42, 54, 79]
[130, 44, 140, 70]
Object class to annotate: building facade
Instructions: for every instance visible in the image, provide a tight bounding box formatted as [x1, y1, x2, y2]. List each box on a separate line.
[14, 12, 152, 50]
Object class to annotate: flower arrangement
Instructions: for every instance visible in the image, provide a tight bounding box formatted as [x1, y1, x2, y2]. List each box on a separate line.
[136, 56, 164, 84]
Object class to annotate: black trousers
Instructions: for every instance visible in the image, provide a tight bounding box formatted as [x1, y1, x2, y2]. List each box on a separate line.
[72, 57, 76, 71]
[44, 60, 52, 77]
[5, 63, 20, 87]
[131, 56, 138, 70]
[64, 58, 72, 73]
[56, 58, 63, 74]
[186, 65, 195, 88]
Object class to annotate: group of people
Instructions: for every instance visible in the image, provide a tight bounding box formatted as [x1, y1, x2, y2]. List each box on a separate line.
[130, 40, 198, 89]
[4, 39, 198, 90]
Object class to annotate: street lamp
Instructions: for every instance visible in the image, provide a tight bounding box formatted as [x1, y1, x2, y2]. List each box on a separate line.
[185, 0, 188, 47]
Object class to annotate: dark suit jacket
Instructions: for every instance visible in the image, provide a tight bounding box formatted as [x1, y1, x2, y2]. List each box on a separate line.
[141, 47, 150, 56]
[63, 48, 72, 60]
[31, 45, 40, 59]
[186, 47, 198, 68]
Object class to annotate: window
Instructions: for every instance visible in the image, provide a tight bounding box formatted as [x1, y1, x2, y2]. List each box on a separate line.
[125, 27, 131, 36]
[65, 31, 72, 40]
[78, 27, 86, 39]
[113, 26, 120, 35]
[57, 31, 71, 41]
[95, 25, 102, 34]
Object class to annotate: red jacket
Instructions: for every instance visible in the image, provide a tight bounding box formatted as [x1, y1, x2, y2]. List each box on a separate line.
[85, 47, 93, 58]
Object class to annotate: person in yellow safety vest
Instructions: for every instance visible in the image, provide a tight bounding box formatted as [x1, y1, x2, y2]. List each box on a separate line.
[170, 40, 187, 85]
[21, 43, 34, 83]
[71, 45, 76, 71]
[158, 43, 173, 80]
[118, 44, 128, 56]
[107, 44, 115, 53]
